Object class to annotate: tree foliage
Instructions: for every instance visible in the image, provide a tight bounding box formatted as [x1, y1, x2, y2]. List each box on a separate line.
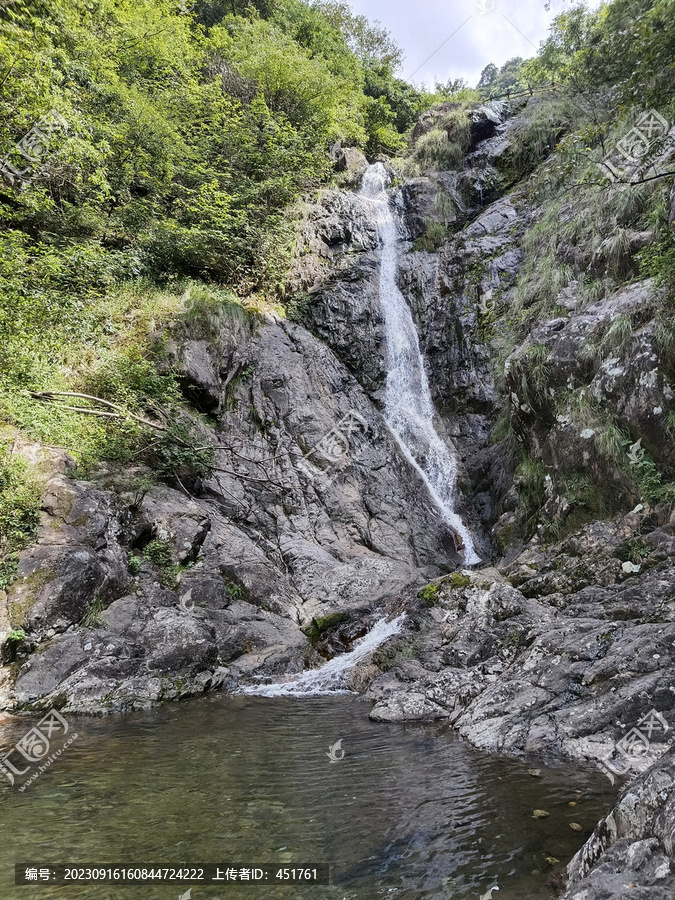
[0, 0, 433, 475]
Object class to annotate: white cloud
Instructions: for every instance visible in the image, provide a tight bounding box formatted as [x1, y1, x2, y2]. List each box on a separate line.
[343, 0, 603, 88]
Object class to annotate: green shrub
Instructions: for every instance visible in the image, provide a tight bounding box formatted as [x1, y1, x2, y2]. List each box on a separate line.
[6, 629, 26, 644]
[285, 291, 313, 322]
[418, 584, 441, 606]
[225, 579, 245, 601]
[145, 422, 215, 487]
[0, 453, 42, 590]
[143, 539, 181, 587]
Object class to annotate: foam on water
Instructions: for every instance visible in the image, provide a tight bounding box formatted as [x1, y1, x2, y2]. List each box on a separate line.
[359, 162, 480, 565]
[240, 614, 406, 697]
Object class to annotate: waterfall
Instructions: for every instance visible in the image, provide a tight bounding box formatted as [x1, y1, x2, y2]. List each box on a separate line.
[240, 614, 406, 697]
[360, 163, 481, 566]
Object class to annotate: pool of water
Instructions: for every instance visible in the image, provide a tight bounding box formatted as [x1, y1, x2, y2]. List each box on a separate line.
[0, 695, 616, 899]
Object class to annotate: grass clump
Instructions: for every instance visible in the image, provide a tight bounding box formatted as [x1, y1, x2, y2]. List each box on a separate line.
[413, 222, 451, 252]
[509, 344, 551, 413]
[0, 451, 42, 590]
[515, 455, 547, 527]
[80, 597, 105, 629]
[407, 106, 472, 174]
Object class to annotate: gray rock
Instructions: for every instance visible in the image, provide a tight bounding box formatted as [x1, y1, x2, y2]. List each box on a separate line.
[178, 339, 222, 413]
[334, 147, 368, 176]
[561, 749, 675, 899]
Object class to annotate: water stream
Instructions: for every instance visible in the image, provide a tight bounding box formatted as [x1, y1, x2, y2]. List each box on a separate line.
[240, 615, 405, 697]
[359, 163, 480, 565]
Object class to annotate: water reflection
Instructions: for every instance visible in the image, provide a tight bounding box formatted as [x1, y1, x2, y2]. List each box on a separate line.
[0, 696, 615, 898]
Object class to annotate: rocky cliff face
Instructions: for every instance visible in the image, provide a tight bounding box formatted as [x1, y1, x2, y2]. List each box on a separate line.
[1, 307, 467, 712]
[2, 95, 675, 896]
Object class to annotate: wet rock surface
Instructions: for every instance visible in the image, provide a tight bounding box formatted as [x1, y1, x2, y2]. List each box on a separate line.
[366, 507, 675, 765]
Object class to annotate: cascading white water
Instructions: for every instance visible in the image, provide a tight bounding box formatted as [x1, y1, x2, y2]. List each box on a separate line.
[360, 163, 481, 566]
[240, 614, 405, 697]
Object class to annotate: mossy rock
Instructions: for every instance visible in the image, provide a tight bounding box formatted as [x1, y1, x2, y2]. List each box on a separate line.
[448, 573, 471, 589]
[302, 612, 350, 643]
[418, 584, 441, 606]
[7, 566, 58, 628]
[495, 520, 525, 555]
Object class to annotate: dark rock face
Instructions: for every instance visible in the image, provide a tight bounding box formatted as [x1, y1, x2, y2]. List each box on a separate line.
[396, 194, 526, 532]
[287, 188, 385, 392]
[9, 478, 129, 639]
[176, 339, 223, 413]
[2, 310, 466, 711]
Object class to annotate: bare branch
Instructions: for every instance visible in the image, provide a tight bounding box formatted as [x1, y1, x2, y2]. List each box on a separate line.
[25, 390, 172, 435]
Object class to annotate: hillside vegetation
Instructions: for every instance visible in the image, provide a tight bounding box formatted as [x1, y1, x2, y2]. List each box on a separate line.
[0, 0, 432, 584]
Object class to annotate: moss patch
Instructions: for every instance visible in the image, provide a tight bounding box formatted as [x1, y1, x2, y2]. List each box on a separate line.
[302, 612, 350, 643]
[418, 583, 441, 606]
[448, 573, 471, 589]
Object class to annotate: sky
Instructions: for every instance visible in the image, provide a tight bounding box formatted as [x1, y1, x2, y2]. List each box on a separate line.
[345, 0, 604, 89]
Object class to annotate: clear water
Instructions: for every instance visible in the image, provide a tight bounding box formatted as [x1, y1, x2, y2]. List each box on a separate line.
[240, 615, 406, 697]
[0, 696, 616, 899]
[359, 164, 480, 565]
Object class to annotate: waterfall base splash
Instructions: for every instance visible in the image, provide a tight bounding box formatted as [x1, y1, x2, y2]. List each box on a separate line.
[239, 614, 405, 697]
